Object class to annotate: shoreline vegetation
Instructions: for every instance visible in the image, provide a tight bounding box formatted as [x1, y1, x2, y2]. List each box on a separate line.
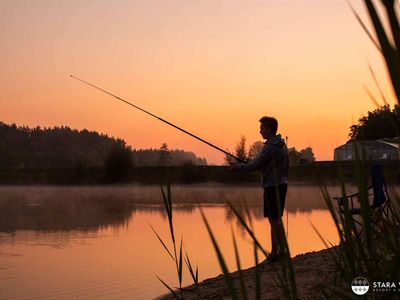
[153, 2, 400, 297]
[158, 247, 337, 300]
[0, 161, 399, 185]
[151, 176, 399, 299]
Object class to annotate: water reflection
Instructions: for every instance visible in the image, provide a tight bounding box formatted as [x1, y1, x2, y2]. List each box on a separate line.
[0, 197, 133, 232]
[0, 185, 344, 300]
[0, 185, 349, 233]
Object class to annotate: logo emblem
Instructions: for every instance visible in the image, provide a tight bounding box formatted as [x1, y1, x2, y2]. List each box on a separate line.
[351, 277, 369, 295]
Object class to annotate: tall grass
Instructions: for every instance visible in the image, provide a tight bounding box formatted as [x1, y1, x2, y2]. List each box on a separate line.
[155, 2, 400, 299]
[198, 164, 398, 299]
[201, 201, 298, 299]
[156, 169, 398, 299]
[315, 2, 400, 296]
[318, 163, 400, 298]
[349, 0, 400, 105]
[151, 183, 200, 299]
[154, 181, 299, 299]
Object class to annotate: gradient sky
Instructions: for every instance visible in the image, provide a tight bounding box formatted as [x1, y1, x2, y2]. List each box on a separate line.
[0, 0, 396, 164]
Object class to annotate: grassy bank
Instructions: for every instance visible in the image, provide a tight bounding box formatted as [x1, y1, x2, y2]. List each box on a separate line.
[158, 247, 337, 300]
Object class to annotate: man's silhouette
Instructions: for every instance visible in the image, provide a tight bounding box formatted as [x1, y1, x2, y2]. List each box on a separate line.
[231, 116, 289, 263]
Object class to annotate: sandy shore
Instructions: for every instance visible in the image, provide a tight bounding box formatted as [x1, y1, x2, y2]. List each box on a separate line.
[158, 247, 337, 299]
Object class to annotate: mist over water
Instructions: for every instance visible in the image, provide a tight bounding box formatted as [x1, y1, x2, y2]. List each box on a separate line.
[0, 184, 366, 299]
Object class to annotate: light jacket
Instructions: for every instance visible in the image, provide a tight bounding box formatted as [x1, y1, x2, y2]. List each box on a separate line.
[235, 134, 288, 188]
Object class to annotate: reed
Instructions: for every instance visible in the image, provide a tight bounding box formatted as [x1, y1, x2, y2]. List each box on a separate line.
[200, 200, 298, 299]
[151, 182, 200, 299]
[156, 167, 398, 299]
[198, 162, 398, 299]
[316, 160, 400, 298]
[313, 3, 400, 297]
[156, 2, 400, 298]
[349, 0, 400, 105]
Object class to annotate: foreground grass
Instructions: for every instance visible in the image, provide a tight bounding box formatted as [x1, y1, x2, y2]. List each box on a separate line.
[160, 247, 336, 300]
[155, 169, 399, 299]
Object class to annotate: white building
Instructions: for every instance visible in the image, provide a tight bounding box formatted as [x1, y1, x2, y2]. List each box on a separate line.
[334, 139, 399, 161]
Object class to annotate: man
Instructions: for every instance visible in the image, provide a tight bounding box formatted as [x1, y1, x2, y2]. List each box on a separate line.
[231, 116, 289, 263]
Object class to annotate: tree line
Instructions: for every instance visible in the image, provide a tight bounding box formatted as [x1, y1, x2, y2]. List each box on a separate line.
[132, 143, 207, 166]
[0, 122, 207, 169]
[224, 104, 400, 165]
[224, 135, 315, 165]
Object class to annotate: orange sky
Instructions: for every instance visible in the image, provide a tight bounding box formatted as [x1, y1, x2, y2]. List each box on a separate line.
[0, 1, 397, 164]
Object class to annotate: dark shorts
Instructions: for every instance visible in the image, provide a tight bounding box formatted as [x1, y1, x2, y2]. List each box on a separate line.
[263, 184, 287, 220]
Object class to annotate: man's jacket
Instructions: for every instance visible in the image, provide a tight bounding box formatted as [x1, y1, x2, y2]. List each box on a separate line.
[235, 134, 288, 188]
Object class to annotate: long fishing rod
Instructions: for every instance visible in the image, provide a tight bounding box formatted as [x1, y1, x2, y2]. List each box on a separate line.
[70, 75, 246, 163]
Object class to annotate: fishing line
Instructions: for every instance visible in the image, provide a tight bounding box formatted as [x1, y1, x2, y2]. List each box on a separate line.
[70, 75, 245, 163]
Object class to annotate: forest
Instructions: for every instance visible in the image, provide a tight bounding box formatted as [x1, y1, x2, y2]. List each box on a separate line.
[0, 122, 207, 169]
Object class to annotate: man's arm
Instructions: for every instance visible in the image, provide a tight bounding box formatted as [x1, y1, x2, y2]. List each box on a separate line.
[231, 144, 273, 172]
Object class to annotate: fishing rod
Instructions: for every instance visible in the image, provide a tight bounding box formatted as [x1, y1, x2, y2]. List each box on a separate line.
[70, 75, 246, 163]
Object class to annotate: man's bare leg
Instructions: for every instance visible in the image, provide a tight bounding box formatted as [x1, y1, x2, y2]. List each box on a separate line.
[269, 218, 281, 258]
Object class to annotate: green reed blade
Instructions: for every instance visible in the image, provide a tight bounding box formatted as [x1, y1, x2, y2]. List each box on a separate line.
[277, 219, 297, 299]
[364, 0, 400, 101]
[167, 183, 172, 214]
[160, 185, 172, 219]
[337, 194, 357, 277]
[367, 62, 388, 105]
[320, 185, 343, 239]
[149, 224, 174, 261]
[243, 201, 254, 229]
[178, 238, 183, 286]
[184, 250, 199, 287]
[271, 275, 282, 290]
[309, 221, 330, 249]
[160, 185, 175, 244]
[337, 163, 362, 268]
[159, 182, 181, 297]
[321, 188, 348, 276]
[382, 1, 400, 65]
[353, 145, 372, 252]
[200, 209, 238, 300]
[156, 276, 179, 299]
[347, 0, 382, 52]
[160, 185, 168, 209]
[327, 241, 339, 256]
[231, 226, 247, 300]
[227, 202, 268, 257]
[363, 84, 381, 107]
[309, 221, 340, 268]
[254, 241, 261, 300]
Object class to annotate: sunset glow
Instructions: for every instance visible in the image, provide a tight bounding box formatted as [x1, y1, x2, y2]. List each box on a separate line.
[1, 0, 396, 164]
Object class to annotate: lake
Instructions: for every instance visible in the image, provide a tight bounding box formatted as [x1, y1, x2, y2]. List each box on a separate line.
[0, 184, 347, 299]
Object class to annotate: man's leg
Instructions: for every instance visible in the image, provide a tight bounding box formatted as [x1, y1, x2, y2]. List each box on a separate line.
[269, 217, 280, 257]
[271, 184, 287, 257]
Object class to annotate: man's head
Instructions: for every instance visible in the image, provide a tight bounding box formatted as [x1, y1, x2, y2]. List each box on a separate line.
[259, 116, 278, 140]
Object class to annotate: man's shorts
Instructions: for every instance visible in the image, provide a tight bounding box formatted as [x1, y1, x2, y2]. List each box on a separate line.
[263, 184, 287, 220]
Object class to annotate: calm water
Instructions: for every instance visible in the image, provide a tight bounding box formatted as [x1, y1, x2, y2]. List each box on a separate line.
[0, 185, 340, 299]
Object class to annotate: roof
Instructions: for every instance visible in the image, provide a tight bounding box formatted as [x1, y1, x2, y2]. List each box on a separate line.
[335, 140, 400, 151]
